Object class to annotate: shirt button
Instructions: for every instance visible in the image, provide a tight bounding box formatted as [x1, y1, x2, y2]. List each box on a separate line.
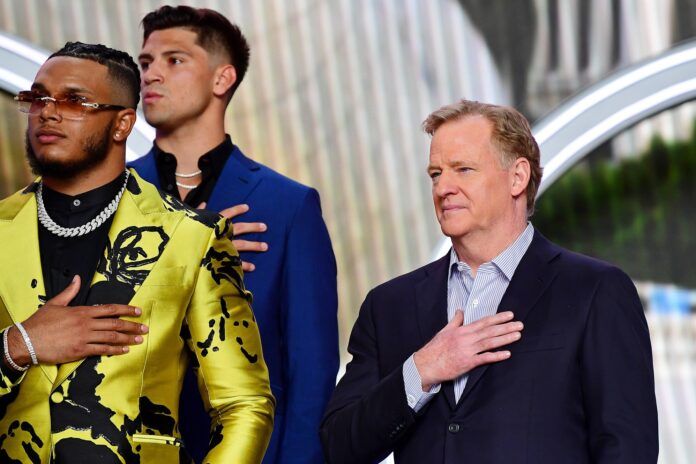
[407, 394, 416, 406]
[72, 199, 81, 207]
[448, 423, 460, 433]
[472, 299, 479, 306]
[51, 391, 64, 403]
[166, 184, 174, 191]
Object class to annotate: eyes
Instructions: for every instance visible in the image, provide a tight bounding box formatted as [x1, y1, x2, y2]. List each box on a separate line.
[139, 56, 184, 71]
[428, 166, 472, 181]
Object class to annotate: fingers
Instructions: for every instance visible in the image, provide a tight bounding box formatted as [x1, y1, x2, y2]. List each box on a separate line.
[91, 317, 148, 335]
[89, 304, 142, 319]
[445, 310, 464, 329]
[196, 202, 207, 210]
[232, 221, 267, 236]
[84, 344, 133, 356]
[46, 275, 81, 306]
[475, 331, 522, 353]
[88, 330, 145, 346]
[476, 320, 524, 342]
[242, 261, 256, 272]
[465, 311, 515, 333]
[219, 203, 249, 219]
[474, 350, 512, 367]
[232, 239, 268, 253]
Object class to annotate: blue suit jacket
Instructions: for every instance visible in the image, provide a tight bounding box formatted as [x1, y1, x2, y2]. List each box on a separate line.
[321, 231, 658, 463]
[131, 145, 339, 464]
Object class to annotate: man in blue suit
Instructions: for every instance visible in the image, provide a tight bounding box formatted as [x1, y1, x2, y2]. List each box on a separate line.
[129, 6, 339, 463]
[321, 100, 658, 463]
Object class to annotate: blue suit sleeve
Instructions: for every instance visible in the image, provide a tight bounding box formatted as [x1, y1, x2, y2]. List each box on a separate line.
[279, 188, 339, 463]
[581, 268, 659, 462]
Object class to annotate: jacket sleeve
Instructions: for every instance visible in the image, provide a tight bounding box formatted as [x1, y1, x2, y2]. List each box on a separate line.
[320, 290, 417, 464]
[279, 188, 340, 463]
[186, 216, 275, 464]
[0, 344, 27, 396]
[582, 267, 659, 463]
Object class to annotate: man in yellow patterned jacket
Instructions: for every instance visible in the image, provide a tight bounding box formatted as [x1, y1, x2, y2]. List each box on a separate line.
[0, 41, 274, 463]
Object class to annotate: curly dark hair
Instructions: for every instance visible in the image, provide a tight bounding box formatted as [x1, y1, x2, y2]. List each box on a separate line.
[49, 41, 140, 108]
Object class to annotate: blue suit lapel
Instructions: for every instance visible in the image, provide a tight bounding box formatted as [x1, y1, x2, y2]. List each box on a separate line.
[457, 231, 561, 406]
[207, 146, 262, 212]
[130, 149, 161, 189]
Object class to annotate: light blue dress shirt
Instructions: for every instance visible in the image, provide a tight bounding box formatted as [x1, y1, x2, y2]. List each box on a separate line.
[403, 224, 534, 411]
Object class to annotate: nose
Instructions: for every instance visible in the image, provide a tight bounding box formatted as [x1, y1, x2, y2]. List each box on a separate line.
[142, 61, 163, 86]
[38, 98, 61, 122]
[433, 169, 457, 198]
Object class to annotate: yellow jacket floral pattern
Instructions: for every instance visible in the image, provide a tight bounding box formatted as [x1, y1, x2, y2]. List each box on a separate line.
[0, 170, 274, 463]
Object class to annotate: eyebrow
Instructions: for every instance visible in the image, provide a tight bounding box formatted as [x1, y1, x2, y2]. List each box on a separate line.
[30, 82, 93, 95]
[138, 49, 192, 61]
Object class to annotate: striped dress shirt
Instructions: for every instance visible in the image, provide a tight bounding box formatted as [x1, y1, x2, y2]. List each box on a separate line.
[403, 224, 534, 411]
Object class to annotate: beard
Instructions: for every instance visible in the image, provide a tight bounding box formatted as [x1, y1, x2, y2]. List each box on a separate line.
[25, 122, 113, 179]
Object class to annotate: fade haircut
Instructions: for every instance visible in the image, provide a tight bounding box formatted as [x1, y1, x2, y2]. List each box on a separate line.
[422, 99, 543, 215]
[49, 41, 140, 108]
[142, 5, 250, 99]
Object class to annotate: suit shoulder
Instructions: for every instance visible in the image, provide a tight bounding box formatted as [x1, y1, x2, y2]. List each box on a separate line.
[553, 243, 631, 284]
[252, 159, 316, 197]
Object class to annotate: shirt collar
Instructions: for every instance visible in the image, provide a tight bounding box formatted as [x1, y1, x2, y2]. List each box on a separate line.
[449, 223, 535, 281]
[41, 170, 127, 214]
[153, 134, 233, 174]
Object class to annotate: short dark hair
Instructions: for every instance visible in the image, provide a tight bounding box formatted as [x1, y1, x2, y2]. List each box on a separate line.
[142, 5, 250, 99]
[423, 100, 543, 215]
[49, 41, 140, 108]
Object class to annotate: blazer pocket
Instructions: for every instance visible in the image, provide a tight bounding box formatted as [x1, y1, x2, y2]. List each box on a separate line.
[140, 266, 186, 287]
[132, 433, 183, 447]
[512, 334, 564, 353]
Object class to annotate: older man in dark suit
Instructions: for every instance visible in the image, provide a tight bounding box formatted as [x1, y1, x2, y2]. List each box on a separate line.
[320, 100, 658, 464]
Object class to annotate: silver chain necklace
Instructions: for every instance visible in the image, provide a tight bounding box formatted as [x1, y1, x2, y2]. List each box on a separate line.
[36, 171, 130, 237]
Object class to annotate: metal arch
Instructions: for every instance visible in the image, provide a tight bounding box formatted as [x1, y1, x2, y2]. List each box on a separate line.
[0, 30, 155, 161]
[433, 39, 696, 259]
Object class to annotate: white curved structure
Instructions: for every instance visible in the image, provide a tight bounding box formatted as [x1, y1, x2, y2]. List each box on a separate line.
[0, 30, 154, 161]
[434, 39, 696, 259]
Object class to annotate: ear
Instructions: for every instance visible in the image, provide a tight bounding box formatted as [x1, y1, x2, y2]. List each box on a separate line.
[212, 64, 237, 98]
[112, 109, 137, 143]
[510, 157, 530, 197]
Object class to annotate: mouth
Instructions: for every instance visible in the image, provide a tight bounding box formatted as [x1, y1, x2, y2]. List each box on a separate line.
[35, 128, 66, 144]
[142, 91, 163, 105]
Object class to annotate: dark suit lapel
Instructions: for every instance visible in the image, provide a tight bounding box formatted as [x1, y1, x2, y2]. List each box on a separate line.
[207, 146, 262, 211]
[415, 253, 456, 409]
[457, 231, 561, 406]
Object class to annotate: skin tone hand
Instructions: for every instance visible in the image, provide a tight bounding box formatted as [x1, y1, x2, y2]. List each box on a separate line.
[4, 275, 148, 369]
[413, 310, 523, 391]
[198, 202, 268, 272]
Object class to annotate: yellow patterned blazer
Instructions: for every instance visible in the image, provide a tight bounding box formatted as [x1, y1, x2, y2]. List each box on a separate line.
[0, 169, 274, 463]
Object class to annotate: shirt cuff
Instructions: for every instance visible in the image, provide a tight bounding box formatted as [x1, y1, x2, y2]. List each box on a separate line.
[402, 354, 441, 412]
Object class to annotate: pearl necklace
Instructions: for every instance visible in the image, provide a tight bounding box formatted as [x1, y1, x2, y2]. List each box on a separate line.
[36, 171, 130, 237]
[175, 170, 202, 178]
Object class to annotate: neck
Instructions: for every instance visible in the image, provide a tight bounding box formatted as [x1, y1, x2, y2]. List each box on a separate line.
[42, 161, 125, 196]
[452, 218, 528, 276]
[154, 112, 226, 172]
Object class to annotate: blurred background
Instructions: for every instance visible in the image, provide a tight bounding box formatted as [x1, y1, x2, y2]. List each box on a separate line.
[1, 0, 695, 461]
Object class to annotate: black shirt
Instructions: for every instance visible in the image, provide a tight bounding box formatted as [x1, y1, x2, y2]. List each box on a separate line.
[38, 172, 127, 305]
[154, 135, 232, 207]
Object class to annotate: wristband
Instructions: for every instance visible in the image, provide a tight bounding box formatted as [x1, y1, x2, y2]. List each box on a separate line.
[2, 327, 29, 372]
[14, 322, 38, 365]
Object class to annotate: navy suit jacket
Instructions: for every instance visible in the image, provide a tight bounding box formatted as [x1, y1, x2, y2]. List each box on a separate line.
[131, 145, 339, 464]
[320, 231, 658, 464]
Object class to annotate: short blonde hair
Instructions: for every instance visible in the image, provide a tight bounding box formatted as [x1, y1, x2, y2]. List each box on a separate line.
[423, 99, 543, 214]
